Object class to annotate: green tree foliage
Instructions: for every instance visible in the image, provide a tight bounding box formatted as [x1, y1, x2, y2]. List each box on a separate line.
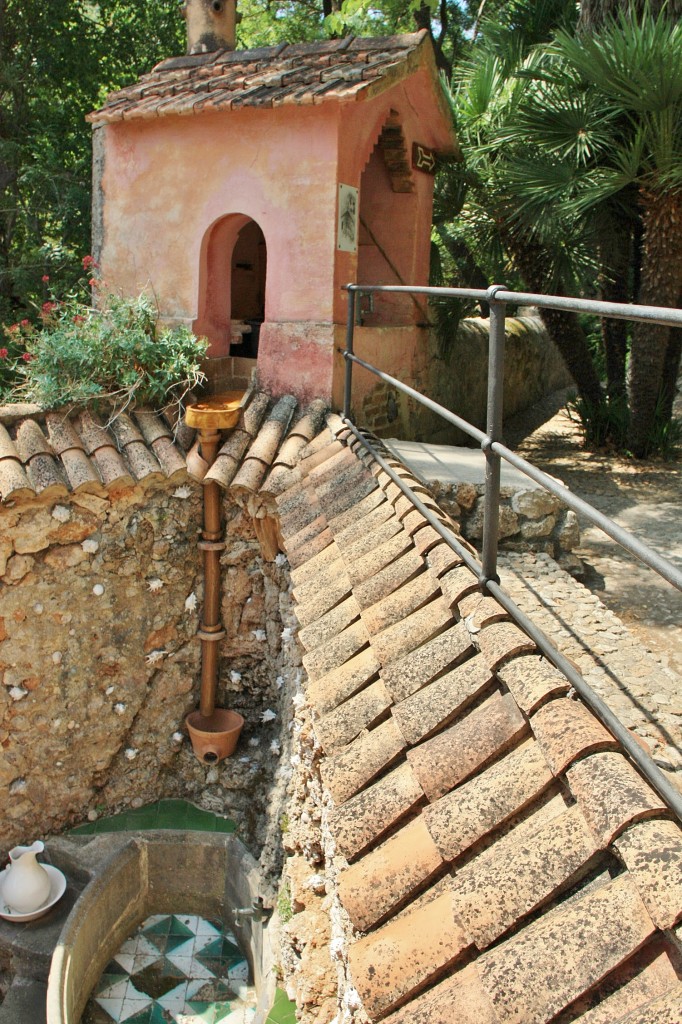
[0, 0, 184, 323]
[437, 0, 682, 455]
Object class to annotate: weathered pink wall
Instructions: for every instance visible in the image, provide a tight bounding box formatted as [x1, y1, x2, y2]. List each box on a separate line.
[95, 54, 456, 408]
[99, 105, 338, 327]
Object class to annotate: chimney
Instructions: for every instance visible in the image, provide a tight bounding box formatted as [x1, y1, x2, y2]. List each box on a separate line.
[182, 0, 239, 54]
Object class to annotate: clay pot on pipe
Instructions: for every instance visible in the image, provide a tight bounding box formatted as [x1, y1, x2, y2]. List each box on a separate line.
[184, 393, 247, 763]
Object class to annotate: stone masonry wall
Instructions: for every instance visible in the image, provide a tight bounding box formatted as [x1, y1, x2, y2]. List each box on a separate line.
[0, 478, 298, 878]
[358, 316, 571, 444]
[429, 479, 582, 572]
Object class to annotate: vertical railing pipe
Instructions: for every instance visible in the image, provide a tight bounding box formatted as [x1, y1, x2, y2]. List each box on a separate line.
[344, 285, 357, 420]
[481, 285, 507, 585]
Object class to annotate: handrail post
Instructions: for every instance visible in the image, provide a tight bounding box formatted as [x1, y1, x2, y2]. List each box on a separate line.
[481, 285, 507, 586]
[344, 286, 357, 420]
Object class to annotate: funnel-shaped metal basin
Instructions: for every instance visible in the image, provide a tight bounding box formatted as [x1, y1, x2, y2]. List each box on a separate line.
[185, 390, 247, 431]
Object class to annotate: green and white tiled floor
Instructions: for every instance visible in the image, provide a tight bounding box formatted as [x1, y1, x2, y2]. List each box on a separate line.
[80, 913, 257, 1024]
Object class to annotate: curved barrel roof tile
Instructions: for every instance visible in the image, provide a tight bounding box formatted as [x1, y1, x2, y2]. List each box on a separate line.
[272, 417, 682, 1024]
[2, 386, 681, 1022]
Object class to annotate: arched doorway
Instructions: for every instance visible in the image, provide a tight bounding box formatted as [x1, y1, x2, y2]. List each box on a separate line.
[194, 214, 267, 358]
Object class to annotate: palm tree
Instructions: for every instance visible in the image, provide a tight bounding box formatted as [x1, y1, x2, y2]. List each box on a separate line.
[541, 11, 682, 455]
[437, 5, 609, 424]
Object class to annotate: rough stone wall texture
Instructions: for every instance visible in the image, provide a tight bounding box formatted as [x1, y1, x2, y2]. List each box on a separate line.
[430, 480, 582, 571]
[0, 479, 296, 875]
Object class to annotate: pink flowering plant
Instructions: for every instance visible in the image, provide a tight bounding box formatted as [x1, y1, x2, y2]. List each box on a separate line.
[1, 260, 207, 411]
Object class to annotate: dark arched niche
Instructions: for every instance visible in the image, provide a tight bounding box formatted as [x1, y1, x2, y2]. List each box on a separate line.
[194, 213, 267, 358]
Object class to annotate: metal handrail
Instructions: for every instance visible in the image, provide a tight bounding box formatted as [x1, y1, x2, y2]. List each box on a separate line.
[342, 281, 682, 822]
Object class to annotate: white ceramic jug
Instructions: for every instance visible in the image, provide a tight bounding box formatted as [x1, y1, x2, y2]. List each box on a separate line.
[3, 840, 51, 914]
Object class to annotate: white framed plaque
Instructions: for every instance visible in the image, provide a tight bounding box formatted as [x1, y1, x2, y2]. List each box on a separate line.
[337, 183, 359, 252]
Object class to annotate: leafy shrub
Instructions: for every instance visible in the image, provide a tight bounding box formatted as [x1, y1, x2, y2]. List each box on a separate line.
[1, 279, 207, 412]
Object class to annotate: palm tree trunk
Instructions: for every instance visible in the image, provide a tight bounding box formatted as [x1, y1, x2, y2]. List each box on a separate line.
[598, 212, 633, 402]
[628, 189, 682, 456]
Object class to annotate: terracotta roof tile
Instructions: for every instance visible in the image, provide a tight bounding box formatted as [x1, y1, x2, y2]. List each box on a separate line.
[412, 522, 449, 557]
[286, 525, 334, 569]
[0, 457, 34, 501]
[370, 596, 454, 666]
[289, 537, 341, 586]
[338, 816, 444, 932]
[297, 437, 345, 476]
[92, 445, 133, 489]
[313, 678, 392, 752]
[477, 874, 656, 1024]
[325, 484, 385, 533]
[381, 964, 498, 1024]
[260, 418, 682, 1024]
[333, 498, 396, 551]
[44, 412, 85, 455]
[608, 987, 682, 1024]
[283, 512, 328, 556]
[231, 395, 298, 493]
[392, 654, 493, 745]
[615, 819, 682, 929]
[277, 484, 325, 542]
[305, 646, 381, 716]
[150, 436, 188, 481]
[452, 803, 598, 949]
[421, 540, 464, 581]
[360, 570, 440, 634]
[133, 409, 173, 445]
[349, 890, 472, 1018]
[407, 691, 528, 801]
[380, 621, 473, 703]
[567, 751, 667, 846]
[320, 716, 407, 804]
[497, 653, 570, 714]
[0, 422, 20, 460]
[306, 440, 357, 484]
[476, 620, 537, 669]
[297, 595, 361, 652]
[438, 563, 480, 605]
[353, 548, 424, 609]
[76, 409, 112, 454]
[346, 528, 413, 587]
[315, 464, 378, 521]
[292, 558, 352, 626]
[25, 454, 68, 502]
[531, 696, 618, 774]
[329, 760, 424, 861]
[423, 739, 554, 861]
[122, 440, 164, 483]
[336, 514, 403, 565]
[565, 938, 681, 1024]
[60, 448, 105, 494]
[458, 591, 508, 628]
[14, 418, 52, 460]
[109, 411, 144, 447]
[301, 619, 370, 681]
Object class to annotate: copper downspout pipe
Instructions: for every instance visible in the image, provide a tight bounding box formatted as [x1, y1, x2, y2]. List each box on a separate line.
[196, 428, 226, 719]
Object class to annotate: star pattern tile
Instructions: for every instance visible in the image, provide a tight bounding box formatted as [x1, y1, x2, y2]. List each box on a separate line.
[80, 915, 257, 1024]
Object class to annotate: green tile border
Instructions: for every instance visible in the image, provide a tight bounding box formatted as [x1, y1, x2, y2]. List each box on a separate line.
[69, 799, 236, 836]
[266, 988, 297, 1024]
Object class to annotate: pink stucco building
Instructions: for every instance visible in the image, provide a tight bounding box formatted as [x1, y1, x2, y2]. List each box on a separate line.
[88, 25, 458, 411]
